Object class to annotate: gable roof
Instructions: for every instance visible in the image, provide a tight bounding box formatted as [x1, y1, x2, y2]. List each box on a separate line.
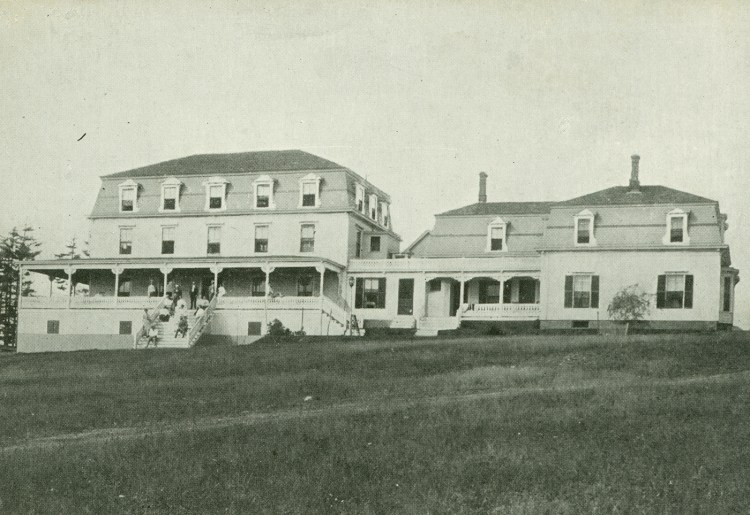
[438, 202, 554, 216]
[103, 150, 345, 178]
[558, 185, 716, 206]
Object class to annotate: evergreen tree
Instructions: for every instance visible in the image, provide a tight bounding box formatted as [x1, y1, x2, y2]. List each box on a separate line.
[0, 226, 42, 347]
[53, 236, 90, 292]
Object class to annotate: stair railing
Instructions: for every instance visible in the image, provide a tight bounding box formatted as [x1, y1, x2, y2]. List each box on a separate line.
[187, 294, 219, 347]
[133, 297, 166, 349]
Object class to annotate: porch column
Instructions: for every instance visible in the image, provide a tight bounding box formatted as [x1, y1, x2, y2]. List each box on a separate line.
[112, 266, 123, 305]
[262, 263, 275, 329]
[210, 265, 223, 294]
[458, 275, 465, 309]
[317, 264, 326, 333]
[66, 267, 76, 308]
[160, 265, 173, 297]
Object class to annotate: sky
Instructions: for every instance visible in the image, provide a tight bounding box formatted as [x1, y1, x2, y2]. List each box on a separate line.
[1, 0, 749, 326]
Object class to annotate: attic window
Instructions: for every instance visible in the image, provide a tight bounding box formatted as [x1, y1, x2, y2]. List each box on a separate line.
[254, 175, 275, 209]
[118, 180, 139, 213]
[369, 194, 378, 220]
[299, 173, 321, 208]
[663, 209, 690, 245]
[574, 209, 596, 246]
[204, 177, 228, 211]
[486, 218, 507, 252]
[355, 184, 365, 213]
[160, 178, 182, 212]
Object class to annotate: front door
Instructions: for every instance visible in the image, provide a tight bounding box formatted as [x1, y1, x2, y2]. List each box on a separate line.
[397, 278, 414, 315]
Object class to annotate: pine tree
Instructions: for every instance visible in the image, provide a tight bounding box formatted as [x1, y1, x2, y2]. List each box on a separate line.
[0, 226, 42, 347]
[53, 236, 90, 293]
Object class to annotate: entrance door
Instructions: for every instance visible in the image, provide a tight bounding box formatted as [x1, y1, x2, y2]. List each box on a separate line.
[397, 279, 414, 315]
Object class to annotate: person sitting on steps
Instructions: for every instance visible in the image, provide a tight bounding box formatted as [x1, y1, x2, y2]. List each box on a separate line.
[174, 314, 189, 338]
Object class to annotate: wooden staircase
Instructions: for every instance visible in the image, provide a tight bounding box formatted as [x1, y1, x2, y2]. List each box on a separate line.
[136, 295, 219, 349]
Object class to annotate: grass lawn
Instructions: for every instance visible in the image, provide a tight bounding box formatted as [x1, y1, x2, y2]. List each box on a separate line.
[1, 332, 750, 513]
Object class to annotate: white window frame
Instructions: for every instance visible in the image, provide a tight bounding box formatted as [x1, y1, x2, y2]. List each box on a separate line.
[206, 225, 222, 255]
[486, 217, 507, 253]
[300, 223, 316, 253]
[254, 224, 270, 253]
[663, 208, 690, 245]
[574, 209, 596, 246]
[119, 226, 134, 255]
[380, 201, 390, 228]
[159, 178, 182, 213]
[118, 180, 139, 213]
[161, 225, 176, 255]
[369, 194, 378, 220]
[253, 175, 276, 209]
[355, 184, 366, 214]
[298, 173, 322, 208]
[204, 177, 228, 212]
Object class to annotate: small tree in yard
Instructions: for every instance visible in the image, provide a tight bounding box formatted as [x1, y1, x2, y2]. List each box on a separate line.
[607, 284, 650, 324]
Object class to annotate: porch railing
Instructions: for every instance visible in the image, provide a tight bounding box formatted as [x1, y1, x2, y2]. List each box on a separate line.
[217, 296, 321, 309]
[21, 295, 159, 309]
[133, 297, 166, 348]
[461, 303, 540, 319]
[187, 294, 220, 347]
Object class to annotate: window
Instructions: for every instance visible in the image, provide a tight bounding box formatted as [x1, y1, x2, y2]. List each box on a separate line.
[663, 209, 690, 245]
[574, 210, 595, 245]
[355, 278, 386, 309]
[253, 176, 275, 209]
[355, 184, 365, 213]
[564, 275, 599, 308]
[161, 226, 175, 255]
[355, 229, 362, 258]
[160, 178, 181, 211]
[723, 276, 732, 312]
[656, 274, 693, 309]
[370, 236, 381, 252]
[204, 177, 228, 211]
[118, 279, 131, 298]
[380, 202, 390, 227]
[119, 321, 132, 335]
[207, 226, 221, 254]
[119, 227, 133, 255]
[118, 180, 139, 212]
[255, 225, 269, 253]
[300, 224, 315, 252]
[247, 322, 262, 335]
[251, 277, 265, 297]
[487, 218, 507, 252]
[297, 276, 314, 297]
[369, 194, 378, 220]
[299, 174, 321, 207]
[47, 320, 60, 334]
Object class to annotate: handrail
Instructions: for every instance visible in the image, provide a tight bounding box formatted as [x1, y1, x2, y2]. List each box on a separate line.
[133, 297, 165, 348]
[187, 294, 219, 347]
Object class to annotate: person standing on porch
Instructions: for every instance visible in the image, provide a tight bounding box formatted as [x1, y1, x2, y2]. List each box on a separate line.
[147, 279, 157, 298]
[189, 281, 198, 309]
[166, 279, 175, 297]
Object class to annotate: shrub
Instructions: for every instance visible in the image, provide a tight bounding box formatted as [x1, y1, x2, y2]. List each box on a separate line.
[267, 319, 292, 337]
[607, 285, 650, 323]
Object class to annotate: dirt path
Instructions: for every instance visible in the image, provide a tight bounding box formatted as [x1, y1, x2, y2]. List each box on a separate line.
[2, 370, 748, 454]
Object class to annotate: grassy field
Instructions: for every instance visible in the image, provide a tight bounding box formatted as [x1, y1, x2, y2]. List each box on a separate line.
[1, 332, 750, 513]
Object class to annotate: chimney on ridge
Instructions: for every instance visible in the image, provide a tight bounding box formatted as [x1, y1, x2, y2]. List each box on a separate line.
[478, 172, 488, 203]
[629, 154, 641, 190]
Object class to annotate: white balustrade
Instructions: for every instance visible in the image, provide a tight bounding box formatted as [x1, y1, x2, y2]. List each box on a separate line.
[462, 303, 540, 319]
[217, 296, 320, 310]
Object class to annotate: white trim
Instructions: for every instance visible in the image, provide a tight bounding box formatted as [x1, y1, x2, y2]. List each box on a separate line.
[159, 178, 182, 213]
[355, 184, 366, 214]
[662, 208, 690, 245]
[203, 177, 228, 212]
[486, 217, 508, 253]
[298, 173, 321, 208]
[253, 223, 270, 254]
[379, 201, 389, 227]
[253, 175, 276, 209]
[118, 180, 139, 213]
[573, 209, 596, 246]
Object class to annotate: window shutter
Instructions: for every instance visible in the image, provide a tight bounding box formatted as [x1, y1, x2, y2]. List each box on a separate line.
[684, 275, 694, 309]
[377, 278, 387, 309]
[564, 276, 573, 308]
[591, 275, 599, 308]
[656, 275, 666, 308]
[355, 278, 363, 309]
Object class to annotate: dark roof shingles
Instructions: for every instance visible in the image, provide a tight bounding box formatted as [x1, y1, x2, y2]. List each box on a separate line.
[104, 150, 345, 178]
[558, 185, 716, 206]
[438, 202, 554, 216]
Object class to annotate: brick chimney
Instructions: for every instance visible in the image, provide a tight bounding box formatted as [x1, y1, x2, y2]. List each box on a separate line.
[629, 155, 640, 190]
[478, 172, 488, 203]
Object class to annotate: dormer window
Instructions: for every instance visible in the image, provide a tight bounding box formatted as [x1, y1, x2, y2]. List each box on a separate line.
[369, 194, 378, 220]
[253, 175, 275, 209]
[118, 180, 139, 213]
[299, 173, 321, 207]
[380, 202, 390, 228]
[355, 184, 365, 213]
[574, 209, 596, 246]
[487, 218, 507, 252]
[160, 178, 182, 212]
[204, 177, 228, 211]
[663, 209, 690, 245]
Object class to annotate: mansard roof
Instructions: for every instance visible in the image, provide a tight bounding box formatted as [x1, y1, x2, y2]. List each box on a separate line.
[103, 150, 345, 178]
[438, 202, 554, 216]
[557, 185, 716, 206]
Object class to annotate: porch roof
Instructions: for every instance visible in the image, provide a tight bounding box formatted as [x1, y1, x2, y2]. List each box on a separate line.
[18, 255, 345, 272]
